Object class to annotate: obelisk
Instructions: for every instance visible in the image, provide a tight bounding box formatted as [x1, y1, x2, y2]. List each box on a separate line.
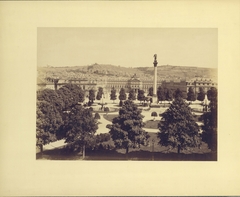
[152, 54, 158, 103]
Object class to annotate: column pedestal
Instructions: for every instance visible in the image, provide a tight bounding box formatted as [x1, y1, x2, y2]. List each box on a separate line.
[152, 95, 158, 104]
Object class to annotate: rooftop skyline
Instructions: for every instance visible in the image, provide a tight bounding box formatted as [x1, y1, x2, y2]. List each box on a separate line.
[37, 28, 217, 68]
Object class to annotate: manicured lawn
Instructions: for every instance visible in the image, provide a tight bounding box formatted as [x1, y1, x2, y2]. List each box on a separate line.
[144, 120, 159, 129]
[103, 114, 118, 122]
[37, 132, 215, 161]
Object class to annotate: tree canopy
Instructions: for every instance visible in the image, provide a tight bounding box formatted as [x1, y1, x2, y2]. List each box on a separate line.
[128, 89, 136, 100]
[197, 87, 205, 101]
[94, 112, 101, 120]
[148, 87, 153, 97]
[158, 97, 200, 153]
[88, 89, 95, 103]
[36, 84, 85, 151]
[137, 89, 145, 103]
[157, 86, 165, 103]
[36, 100, 63, 149]
[110, 87, 117, 103]
[61, 105, 98, 156]
[118, 88, 126, 101]
[201, 87, 217, 151]
[187, 87, 196, 103]
[166, 88, 173, 102]
[107, 100, 149, 153]
[96, 87, 104, 100]
[174, 88, 187, 99]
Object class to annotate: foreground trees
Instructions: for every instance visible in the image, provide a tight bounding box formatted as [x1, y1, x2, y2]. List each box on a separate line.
[158, 97, 201, 153]
[36, 84, 85, 151]
[36, 100, 63, 152]
[201, 87, 217, 152]
[107, 100, 150, 153]
[59, 105, 98, 158]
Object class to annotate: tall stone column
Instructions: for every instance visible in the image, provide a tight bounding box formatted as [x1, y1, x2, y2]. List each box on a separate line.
[152, 54, 158, 103]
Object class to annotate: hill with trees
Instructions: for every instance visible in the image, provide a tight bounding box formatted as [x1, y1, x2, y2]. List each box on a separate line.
[38, 63, 217, 82]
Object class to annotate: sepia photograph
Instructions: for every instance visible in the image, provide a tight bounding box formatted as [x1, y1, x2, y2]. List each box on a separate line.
[37, 27, 218, 161]
[1, 1, 239, 196]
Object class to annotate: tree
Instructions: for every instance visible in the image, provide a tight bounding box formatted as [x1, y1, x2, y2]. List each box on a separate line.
[148, 87, 153, 96]
[57, 84, 84, 110]
[61, 105, 98, 159]
[137, 89, 145, 103]
[37, 88, 65, 112]
[57, 86, 74, 110]
[174, 88, 183, 99]
[207, 87, 217, 102]
[110, 87, 117, 103]
[36, 100, 63, 152]
[197, 87, 205, 102]
[107, 100, 150, 154]
[94, 112, 101, 120]
[158, 97, 201, 153]
[128, 88, 136, 100]
[63, 84, 85, 104]
[104, 107, 110, 115]
[96, 87, 104, 100]
[118, 88, 126, 101]
[201, 87, 217, 152]
[166, 89, 173, 103]
[88, 89, 95, 103]
[119, 100, 123, 107]
[151, 111, 158, 121]
[187, 87, 196, 103]
[157, 86, 165, 104]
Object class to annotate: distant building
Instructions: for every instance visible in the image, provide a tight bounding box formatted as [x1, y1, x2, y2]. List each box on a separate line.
[187, 77, 218, 94]
[37, 75, 217, 99]
[162, 79, 187, 94]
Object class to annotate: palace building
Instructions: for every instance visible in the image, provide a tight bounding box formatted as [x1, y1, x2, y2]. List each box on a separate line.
[37, 74, 217, 99]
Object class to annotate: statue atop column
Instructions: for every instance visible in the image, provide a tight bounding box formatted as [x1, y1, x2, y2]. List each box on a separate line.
[153, 54, 158, 67]
[154, 54, 157, 61]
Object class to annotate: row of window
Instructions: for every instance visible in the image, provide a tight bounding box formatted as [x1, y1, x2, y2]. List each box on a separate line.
[187, 82, 217, 86]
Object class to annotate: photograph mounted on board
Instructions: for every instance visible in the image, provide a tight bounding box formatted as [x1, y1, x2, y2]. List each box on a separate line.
[36, 27, 218, 161]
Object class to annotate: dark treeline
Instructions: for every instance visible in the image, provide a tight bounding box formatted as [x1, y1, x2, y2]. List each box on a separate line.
[37, 83, 217, 159]
[36, 84, 109, 157]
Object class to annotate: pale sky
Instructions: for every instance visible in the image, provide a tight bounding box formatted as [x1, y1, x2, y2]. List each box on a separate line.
[37, 28, 217, 68]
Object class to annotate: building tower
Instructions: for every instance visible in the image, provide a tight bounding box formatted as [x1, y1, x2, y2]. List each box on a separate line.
[152, 54, 158, 103]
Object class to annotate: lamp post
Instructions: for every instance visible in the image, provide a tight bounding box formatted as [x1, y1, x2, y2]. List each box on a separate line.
[152, 139, 155, 161]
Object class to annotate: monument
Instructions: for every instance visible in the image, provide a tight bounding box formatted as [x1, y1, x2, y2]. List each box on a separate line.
[152, 54, 158, 104]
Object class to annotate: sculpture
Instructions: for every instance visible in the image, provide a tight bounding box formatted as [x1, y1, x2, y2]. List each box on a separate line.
[153, 54, 157, 62]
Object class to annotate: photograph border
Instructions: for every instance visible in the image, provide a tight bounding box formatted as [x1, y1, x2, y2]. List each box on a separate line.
[1, 1, 240, 196]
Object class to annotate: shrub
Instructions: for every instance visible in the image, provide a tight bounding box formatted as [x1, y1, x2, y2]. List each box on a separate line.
[95, 133, 111, 143]
[94, 112, 101, 120]
[119, 100, 123, 106]
[104, 107, 110, 112]
[151, 111, 158, 117]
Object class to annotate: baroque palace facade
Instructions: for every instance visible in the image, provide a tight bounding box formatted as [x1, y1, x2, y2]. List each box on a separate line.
[37, 73, 217, 100]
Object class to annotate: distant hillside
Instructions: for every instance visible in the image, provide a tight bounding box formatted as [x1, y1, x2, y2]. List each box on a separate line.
[38, 63, 217, 82]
